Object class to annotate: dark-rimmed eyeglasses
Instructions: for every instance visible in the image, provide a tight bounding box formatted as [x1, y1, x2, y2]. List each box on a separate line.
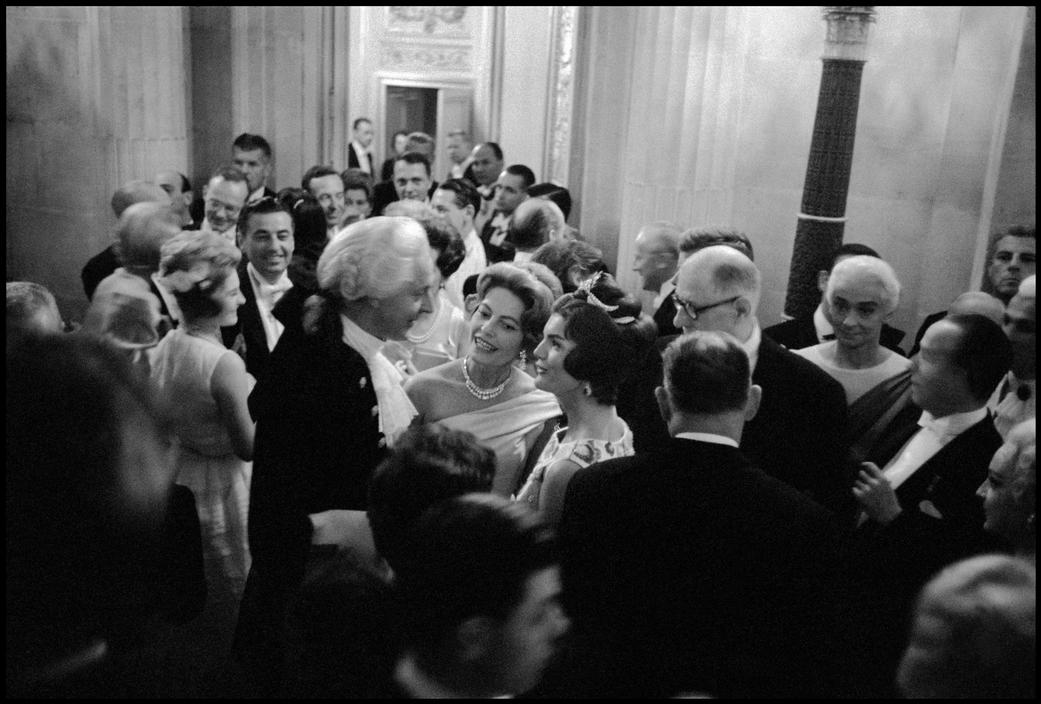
[671, 293, 741, 320]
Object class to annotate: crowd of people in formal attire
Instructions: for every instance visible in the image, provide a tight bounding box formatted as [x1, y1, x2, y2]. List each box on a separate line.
[7, 122, 1036, 698]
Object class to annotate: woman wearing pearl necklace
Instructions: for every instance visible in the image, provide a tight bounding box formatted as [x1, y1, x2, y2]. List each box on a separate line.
[405, 263, 560, 496]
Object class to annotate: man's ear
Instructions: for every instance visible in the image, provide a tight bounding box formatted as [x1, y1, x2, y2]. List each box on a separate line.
[734, 296, 753, 318]
[817, 270, 829, 294]
[202, 183, 209, 199]
[182, 191, 193, 209]
[655, 385, 672, 426]
[567, 264, 585, 289]
[744, 383, 762, 422]
[455, 616, 495, 663]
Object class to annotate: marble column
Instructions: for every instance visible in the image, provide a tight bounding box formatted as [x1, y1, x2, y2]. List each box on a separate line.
[7, 6, 190, 320]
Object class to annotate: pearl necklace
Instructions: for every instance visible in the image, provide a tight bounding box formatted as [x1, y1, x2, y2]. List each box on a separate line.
[462, 355, 511, 401]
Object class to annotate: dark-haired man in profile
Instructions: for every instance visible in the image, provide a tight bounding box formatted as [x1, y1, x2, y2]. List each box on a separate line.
[389, 494, 569, 698]
[481, 163, 534, 263]
[554, 331, 841, 698]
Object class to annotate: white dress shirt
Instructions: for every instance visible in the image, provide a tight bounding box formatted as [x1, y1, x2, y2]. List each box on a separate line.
[988, 372, 1036, 439]
[350, 141, 372, 175]
[247, 262, 291, 351]
[881, 407, 989, 490]
[444, 227, 487, 311]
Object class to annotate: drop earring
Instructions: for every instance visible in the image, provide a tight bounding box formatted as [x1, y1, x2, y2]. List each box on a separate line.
[518, 349, 527, 367]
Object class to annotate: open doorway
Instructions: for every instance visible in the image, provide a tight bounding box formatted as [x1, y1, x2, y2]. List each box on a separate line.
[382, 80, 473, 181]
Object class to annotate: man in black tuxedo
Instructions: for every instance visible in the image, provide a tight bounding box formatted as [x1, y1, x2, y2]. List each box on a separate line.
[554, 332, 842, 698]
[632, 221, 681, 338]
[673, 245, 851, 515]
[372, 132, 439, 215]
[221, 197, 295, 381]
[765, 242, 907, 355]
[346, 118, 375, 176]
[837, 313, 1012, 696]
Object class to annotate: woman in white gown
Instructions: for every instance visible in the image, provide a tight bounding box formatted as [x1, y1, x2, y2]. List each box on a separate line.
[149, 231, 255, 677]
[405, 263, 560, 496]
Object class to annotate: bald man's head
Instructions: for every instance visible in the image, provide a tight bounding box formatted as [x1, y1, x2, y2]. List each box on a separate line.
[110, 181, 167, 219]
[948, 291, 1005, 326]
[633, 221, 682, 292]
[115, 202, 182, 271]
[673, 245, 762, 340]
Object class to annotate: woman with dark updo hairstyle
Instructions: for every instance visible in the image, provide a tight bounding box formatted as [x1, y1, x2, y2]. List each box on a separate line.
[515, 272, 656, 524]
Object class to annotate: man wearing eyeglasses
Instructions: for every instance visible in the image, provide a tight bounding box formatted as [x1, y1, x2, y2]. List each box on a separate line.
[673, 245, 852, 518]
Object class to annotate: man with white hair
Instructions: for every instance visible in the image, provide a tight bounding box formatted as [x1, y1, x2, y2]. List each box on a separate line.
[977, 419, 1036, 558]
[673, 245, 850, 516]
[990, 275, 1036, 438]
[794, 255, 913, 459]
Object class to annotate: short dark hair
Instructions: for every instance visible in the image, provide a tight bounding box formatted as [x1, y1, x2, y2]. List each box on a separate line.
[232, 132, 272, 159]
[552, 274, 656, 405]
[945, 314, 1013, 402]
[302, 165, 342, 191]
[530, 240, 609, 294]
[352, 117, 372, 131]
[395, 494, 557, 655]
[504, 164, 536, 190]
[462, 273, 480, 297]
[395, 151, 432, 178]
[527, 183, 572, 221]
[679, 225, 754, 261]
[277, 188, 328, 254]
[420, 218, 466, 280]
[437, 178, 480, 215]
[341, 169, 374, 203]
[828, 242, 880, 271]
[368, 426, 495, 572]
[478, 263, 555, 357]
[479, 142, 504, 162]
[663, 331, 752, 415]
[237, 194, 294, 236]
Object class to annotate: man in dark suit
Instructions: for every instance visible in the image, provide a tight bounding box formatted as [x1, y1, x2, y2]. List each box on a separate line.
[554, 332, 842, 698]
[837, 314, 1012, 696]
[632, 221, 681, 337]
[673, 245, 852, 516]
[765, 242, 906, 355]
[233, 133, 278, 204]
[372, 132, 439, 215]
[346, 117, 375, 176]
[479, 164, 534, 263]
[220, 197, 295, 381]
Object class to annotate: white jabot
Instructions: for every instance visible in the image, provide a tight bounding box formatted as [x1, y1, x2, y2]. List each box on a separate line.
[813, 304, 834, 342]
[674, 431, 739, 448]
[247, 262, 291, 351]
[881, 407, 989, 491]
[340, 314, 417, 446]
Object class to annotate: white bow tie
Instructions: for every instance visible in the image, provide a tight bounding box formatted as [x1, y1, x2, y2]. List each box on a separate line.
[917, 412, 947, 437]
[257, 278, 292, 304]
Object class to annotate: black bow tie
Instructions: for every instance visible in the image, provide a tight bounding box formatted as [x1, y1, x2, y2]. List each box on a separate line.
[822, 333, 836, 341]
[1017, 384, 1032, 402]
